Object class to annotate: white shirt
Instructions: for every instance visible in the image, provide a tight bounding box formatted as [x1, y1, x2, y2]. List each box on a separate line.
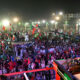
[48, 48, 55, 53]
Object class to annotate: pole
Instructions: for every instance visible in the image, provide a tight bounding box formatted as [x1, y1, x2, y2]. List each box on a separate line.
[24, 73, 29, 80]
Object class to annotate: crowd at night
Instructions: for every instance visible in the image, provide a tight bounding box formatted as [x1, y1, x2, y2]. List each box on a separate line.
[0, 0, 80, 80]
[0, 29, 79, 79]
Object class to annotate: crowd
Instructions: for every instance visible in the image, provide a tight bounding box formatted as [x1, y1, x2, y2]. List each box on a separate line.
[0, 30, 80, 80]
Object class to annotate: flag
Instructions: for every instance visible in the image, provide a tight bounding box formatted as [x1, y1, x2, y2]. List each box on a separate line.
[30, 24, 33, 30]
[2, 26, 5, 31]
[36, 24, 38, 27]
[32, 28, 36, 35]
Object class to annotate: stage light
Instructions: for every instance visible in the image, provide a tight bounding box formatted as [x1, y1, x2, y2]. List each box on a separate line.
[2, 19, 10, 26]
[13, 18, 19, 22]
[50, 20, 55, 24]
[42, 20, 46, 23]
[55, 16, 60, 20]
[59, 12, 63, 15]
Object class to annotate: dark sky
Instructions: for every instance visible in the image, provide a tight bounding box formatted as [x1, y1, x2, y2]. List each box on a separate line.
[0, 0, 80, 20]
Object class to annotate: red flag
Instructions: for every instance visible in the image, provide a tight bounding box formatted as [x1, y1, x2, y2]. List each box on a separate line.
[53, 62, 60, 80]
[2, 26, 5, 31]
[12, 35, 15, 41]
[32, 31, 34, 35]
[53, 62, 57, 72]
[36, 24, 38, 27]
[32, 28, 36, 34]
[56, 74, 60, 80]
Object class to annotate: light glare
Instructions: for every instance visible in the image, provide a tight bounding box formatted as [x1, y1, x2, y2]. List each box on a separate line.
[42, 20, 46, 23]
[59, 12, 63, 15]
[25, 22, 29, 26]
[13, 18, 19, 22]
[2, 20, 10, 26]
[55, 16, 60, 20]
[38, 21, 40, 24]
[50, 20, 55, 24]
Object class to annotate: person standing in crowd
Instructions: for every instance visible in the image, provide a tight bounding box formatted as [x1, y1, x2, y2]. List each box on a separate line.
[25, 33, 29, 42]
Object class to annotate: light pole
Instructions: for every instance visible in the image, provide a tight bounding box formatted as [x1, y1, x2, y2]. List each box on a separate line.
[55, 21, 58, 30]
[13, 17, 19, 31]
[76, 24, 78, 33]
[78, 23, 80, 34]
[76, 19, 80, 34]
[25, 22, 29, 32]
[55, 16, 60, 30]
[52, 11, 63, 30]
[50, 20, 56, 30]
[42, 20, 47, 32]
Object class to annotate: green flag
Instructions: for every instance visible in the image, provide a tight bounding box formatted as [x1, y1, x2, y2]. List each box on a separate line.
[64, 73, 71, 80]
[30, 24, 33, 30]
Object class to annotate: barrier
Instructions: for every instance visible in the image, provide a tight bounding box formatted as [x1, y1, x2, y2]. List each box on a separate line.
[2, 61, 77, 80]
[4, 67, 53, 77]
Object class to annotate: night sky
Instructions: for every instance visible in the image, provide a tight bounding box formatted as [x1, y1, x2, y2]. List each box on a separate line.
[0, 0, 80, 20]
